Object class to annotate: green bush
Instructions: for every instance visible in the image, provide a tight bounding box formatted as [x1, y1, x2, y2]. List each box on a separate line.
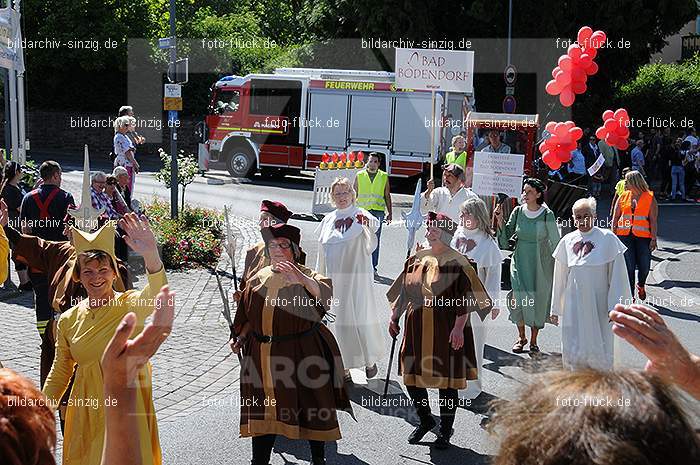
[145, 198, 223, 270]
[616, 55, 700, 131]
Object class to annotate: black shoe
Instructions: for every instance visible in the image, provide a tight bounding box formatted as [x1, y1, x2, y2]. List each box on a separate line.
[408, 417, 436, 444]
[434, 428, 454, 449]
[18, 281, 33, 292]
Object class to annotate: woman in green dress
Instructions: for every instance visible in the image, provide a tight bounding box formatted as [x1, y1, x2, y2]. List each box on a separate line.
[494, 178, 560, 354]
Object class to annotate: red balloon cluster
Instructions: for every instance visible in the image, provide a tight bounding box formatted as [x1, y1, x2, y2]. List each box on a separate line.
[595, 109, 631, 150]
[545, 26, 606, 107]
[539, 121, 584, 170]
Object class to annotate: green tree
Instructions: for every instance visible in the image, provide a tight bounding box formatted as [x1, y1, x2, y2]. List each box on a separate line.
[616, 55, 700, 132]
[154, 148, 200, 212]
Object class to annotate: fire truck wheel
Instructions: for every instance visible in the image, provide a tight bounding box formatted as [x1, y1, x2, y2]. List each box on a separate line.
[225, 147, 255, 178]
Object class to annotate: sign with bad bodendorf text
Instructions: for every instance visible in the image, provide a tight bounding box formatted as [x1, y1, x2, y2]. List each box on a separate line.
[395, 48, 474, 93]
[471, 151, 525, 199]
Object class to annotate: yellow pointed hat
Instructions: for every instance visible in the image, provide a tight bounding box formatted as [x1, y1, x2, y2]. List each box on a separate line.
[70, 222, 125, 291]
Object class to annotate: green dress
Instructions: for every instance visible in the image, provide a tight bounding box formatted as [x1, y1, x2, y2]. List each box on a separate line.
[497, 205, 560, 329]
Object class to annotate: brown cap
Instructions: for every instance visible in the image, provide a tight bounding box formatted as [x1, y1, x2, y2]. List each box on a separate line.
[261, 223, 301, 246]
[260, 200, 292, 223]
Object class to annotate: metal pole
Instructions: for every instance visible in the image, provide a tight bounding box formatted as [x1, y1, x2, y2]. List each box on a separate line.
[507, 0, 513, 66]
[169, 0, 178, 218]
[3, 69, 11, 161]
[17, 71, 25, 163]
[430, 90, 436, 182]
[8, 66, 18, 162]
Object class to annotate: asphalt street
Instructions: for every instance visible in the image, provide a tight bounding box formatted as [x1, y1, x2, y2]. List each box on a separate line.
[42, 154, 700, 464]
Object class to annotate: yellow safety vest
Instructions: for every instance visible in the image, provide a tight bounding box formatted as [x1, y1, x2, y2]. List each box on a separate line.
[445, 150, 467, 170]
[356, 169, 388, 211]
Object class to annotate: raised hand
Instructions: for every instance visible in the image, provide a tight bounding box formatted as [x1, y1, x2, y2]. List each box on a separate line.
[102, 285, 175, 391]
[118, 213, 157, 256]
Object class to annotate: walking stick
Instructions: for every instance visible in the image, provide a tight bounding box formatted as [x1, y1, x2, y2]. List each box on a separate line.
[215, 267, 242, 365]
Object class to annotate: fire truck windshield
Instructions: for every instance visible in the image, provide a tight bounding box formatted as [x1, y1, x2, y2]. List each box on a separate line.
[212, 90, 240, 115]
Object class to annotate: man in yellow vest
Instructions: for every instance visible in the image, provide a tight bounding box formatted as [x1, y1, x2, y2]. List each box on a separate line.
[354, 152, 393, 274]
[445, 135, 468, 171]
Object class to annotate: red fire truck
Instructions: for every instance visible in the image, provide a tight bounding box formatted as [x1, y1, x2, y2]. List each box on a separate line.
[202, 68, 469, 178]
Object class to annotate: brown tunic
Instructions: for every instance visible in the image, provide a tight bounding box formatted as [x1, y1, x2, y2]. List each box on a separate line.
[7, 226, 130, 312]
[233, 264, 352, 441]
[386, 248, 493, 390]
[239, 241, 306, 291]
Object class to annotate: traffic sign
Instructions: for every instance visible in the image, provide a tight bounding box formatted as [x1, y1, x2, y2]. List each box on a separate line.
[504, 64, 517, 85]
[158, 37, 173, 49]
[168, 110, 178, 124]
[164, 84, 182, 110]
[502, 95, 516, 113]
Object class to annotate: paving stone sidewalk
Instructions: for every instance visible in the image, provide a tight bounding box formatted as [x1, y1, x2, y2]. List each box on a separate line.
[0, 180, 260, 425]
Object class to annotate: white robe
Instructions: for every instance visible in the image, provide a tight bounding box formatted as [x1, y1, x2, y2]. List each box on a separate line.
[316, 205, 387, 369]
[451, 227, 503, 399]
[551, 227, 632, 370]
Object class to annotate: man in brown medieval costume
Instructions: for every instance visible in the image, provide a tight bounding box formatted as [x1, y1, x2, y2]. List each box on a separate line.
[230, 223, 352, 465]
[387, 212, 493, 449]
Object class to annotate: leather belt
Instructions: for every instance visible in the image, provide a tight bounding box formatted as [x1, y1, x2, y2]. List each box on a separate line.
[252, 321, 320, 344]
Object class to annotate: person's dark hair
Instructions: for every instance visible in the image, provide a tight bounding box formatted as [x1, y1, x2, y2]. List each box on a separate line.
[489, 369, 700, 465]
[0, 368, 56, 465]
[0, 161, 21, 194]
[523, 178, 546, 205]
[72, 250, 117, 282]
[368, 152, 382, 163]
[105, 175, 117, 186]
[39, 161, 61, 182]
[680, 140, 691, 151]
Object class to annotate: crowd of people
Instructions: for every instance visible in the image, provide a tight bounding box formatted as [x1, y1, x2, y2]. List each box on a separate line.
[0, 138, 699, 464]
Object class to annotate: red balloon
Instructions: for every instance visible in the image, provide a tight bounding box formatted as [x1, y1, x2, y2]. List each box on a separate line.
[559, 89, 575, 107]
[617, 139, 629, 150]
[545, 80, 561, 95]
[572, 81, 587, 94]
[545, 121, 557, 133]
[591, 31, 607, 48]
[578, 26, 593, 45]
[602, 110, 614, 121]
[570, 127, 583, 139]
[604, 119, 617, 131]
[606, 133, 619, 146]
[614, 108, 628, 120]
[595, 127, 607, 139]
[558, 55, 574, 72]
[543, 152, 562, 170]
[568, 45, 582, 61]
[586, 61, 599, 75]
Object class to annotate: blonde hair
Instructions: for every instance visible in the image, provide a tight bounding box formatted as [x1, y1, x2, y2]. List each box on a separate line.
[459, 197, 494, 238]
[624, 170, 650, 193]
[451, 134, 465, 145]
[572, 197, 597, 216]
[113, 115, 131, 131]
[330, 177, 356, 207]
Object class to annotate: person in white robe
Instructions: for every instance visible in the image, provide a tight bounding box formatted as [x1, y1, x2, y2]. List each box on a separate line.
[550, 197, 632, 370]
[452, 197, 502, 400]
[316, 177, 387, 379]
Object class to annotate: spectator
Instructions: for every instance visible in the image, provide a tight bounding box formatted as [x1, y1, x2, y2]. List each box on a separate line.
[19, 160, 75, 387]
[657, 134, 676, 199]
[494, 178, 560, 354]
[0, 161, 30, 290]
[683, 127, 698, 150]
[612, 171, 658, 301]
[118, 105, 145, 145]
[488, 369, 700, 465]
[609, 304, 700, 400]
[581, 135, 600, 193]
[479, 129, 511, 153]
[90, 171, 119, 220]
[444, 135, 468, 171]
[631, 139, 645, 176]
[113, 116, 139, 192]
[105, 176, 128, 216]
[683, 143, 696, 200]
[112, 166, 132, 212]
[597, 137, 619, 194]
[567, 141, 587, 181]
[670, 140, 688, 201]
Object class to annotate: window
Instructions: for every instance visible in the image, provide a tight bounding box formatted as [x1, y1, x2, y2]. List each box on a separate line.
[249, 79, 301, 116]
[213, 90, 240, 114]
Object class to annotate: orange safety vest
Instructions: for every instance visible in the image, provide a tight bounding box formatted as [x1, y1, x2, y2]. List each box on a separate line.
[616, 190, 653, 238]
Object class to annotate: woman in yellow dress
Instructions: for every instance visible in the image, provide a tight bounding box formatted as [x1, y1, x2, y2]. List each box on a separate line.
[43, 213, 167, 465]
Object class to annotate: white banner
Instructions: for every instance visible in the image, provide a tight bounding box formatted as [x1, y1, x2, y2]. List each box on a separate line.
[471, 151, 525, 198]
[587, 153, 605, 176]
[395, 48, 474, 93]
[0, 7, 23, 73]
[472, 173, 523, 198]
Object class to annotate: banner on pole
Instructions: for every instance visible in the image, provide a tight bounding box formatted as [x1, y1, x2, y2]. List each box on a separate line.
[395, 48, 474, 93]
[471, 151, 525, 198]
[0, 7, 24, 73]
